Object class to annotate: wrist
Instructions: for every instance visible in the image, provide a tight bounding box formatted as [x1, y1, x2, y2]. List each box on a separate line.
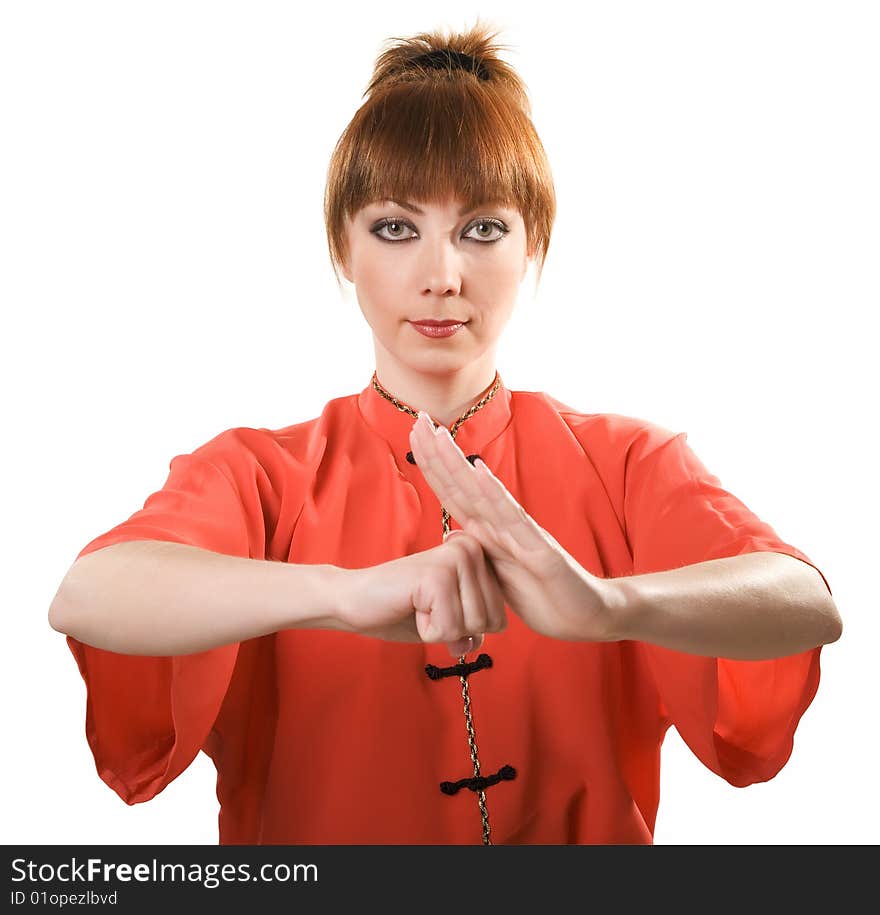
[536, 538, 628, 643]
[320, 564, 358, 634]
[283, 562, 355, 634]
[596, 575, 644, 643]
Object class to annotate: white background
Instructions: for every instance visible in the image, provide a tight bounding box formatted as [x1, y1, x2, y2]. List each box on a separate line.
[3, 1, 877, 845]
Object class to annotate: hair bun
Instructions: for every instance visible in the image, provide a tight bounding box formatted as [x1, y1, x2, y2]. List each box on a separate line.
[364, 20, 522, 100]
[409, 48, 490, 81]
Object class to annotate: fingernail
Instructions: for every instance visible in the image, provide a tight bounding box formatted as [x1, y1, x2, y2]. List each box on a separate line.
[447, 635, 475, 658]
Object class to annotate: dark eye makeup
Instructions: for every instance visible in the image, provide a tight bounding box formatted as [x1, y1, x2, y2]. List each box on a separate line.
[369, 216, 510, 244]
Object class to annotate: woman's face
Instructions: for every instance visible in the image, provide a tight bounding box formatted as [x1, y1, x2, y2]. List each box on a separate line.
[342, 196, 531, 381]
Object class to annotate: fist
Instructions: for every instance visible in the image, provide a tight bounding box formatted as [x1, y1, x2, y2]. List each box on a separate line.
[335, 530, 507, 658]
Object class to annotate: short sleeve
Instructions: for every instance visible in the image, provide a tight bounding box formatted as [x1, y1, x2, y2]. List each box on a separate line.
[66, 430, 265, 805]
[623, 423, 832, 788]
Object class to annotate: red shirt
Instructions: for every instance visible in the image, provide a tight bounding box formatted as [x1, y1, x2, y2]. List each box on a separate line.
[66, 374, 831, 844]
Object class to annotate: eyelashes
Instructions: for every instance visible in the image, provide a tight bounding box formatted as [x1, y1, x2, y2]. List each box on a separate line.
[370, 217, 510, 244]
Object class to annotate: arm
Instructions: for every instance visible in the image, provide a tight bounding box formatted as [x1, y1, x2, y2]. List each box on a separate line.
[49, 536, 507, 657]
[48, 540, 345, 656]
[405, 412, 842, 658]
[600, 550, 842, 660]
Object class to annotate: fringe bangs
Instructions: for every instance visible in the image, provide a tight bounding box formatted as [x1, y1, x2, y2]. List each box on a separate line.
[323, 21, 556, 286]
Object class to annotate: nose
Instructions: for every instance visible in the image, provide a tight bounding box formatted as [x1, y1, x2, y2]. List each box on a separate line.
[419, 239, 462, 297]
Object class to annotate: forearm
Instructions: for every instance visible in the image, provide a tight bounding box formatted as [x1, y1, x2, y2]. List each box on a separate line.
[604, 551, 842, 660]
[48, 540, 345, 656]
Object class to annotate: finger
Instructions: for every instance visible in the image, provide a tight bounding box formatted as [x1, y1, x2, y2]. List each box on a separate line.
[465, 457, 555, 560]
[445, 533, 489, 639]
[445, 529, 504, 635]
[469, 541, 507, 634]
[412, 420, 484, 526]
[408, 413, 467, 519]
[418, 566, 465, 646]
[412, 413, 546, 560]
[409, 413, 497, 530]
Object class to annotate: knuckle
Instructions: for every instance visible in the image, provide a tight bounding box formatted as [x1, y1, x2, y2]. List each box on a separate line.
[491, 605, 508, 632]
[444, 534, 469, 557]
[446, 530, 478, 553]
[459, 533, 482, 554]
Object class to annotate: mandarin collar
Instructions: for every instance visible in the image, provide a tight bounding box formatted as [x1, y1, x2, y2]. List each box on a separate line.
[357, 371, 513, 465]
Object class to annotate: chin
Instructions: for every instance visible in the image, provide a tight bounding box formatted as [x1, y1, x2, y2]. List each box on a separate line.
[401, 350, 469, 374]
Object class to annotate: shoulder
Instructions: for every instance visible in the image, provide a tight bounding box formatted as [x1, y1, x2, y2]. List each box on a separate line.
[185, 394, 357, 471]
[510, 388, 680, 460]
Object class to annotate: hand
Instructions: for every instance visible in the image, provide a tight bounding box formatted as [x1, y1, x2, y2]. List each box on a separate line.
[408, 410, 615, 642]
[335, 531, 508, 658]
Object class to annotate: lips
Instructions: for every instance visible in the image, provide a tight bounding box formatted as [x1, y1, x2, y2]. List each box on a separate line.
[409, 320, 466, 338]
[411, 319, 466, 326]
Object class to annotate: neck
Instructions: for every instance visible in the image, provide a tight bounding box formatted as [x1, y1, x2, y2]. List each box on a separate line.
[373, 352, 498, 429]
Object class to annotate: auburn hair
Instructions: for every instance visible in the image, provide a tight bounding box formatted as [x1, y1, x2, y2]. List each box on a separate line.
[323, 19, 557, 288]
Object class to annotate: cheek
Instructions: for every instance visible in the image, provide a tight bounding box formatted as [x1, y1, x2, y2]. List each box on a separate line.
[358, 246, 401, 290]
[470, 254, 522, 297]
[354, 254, 404, 327]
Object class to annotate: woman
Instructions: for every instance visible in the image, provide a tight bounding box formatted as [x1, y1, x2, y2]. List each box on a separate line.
[49, 22, 842, 845]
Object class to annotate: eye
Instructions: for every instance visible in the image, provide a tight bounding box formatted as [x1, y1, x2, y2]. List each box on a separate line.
[369, 216, 510, 244]
[463, 219, 509, 242]
[370, 218, 417, 242]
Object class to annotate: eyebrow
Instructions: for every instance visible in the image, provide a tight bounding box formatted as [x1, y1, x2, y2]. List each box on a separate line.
[382, 199, 508, 216]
